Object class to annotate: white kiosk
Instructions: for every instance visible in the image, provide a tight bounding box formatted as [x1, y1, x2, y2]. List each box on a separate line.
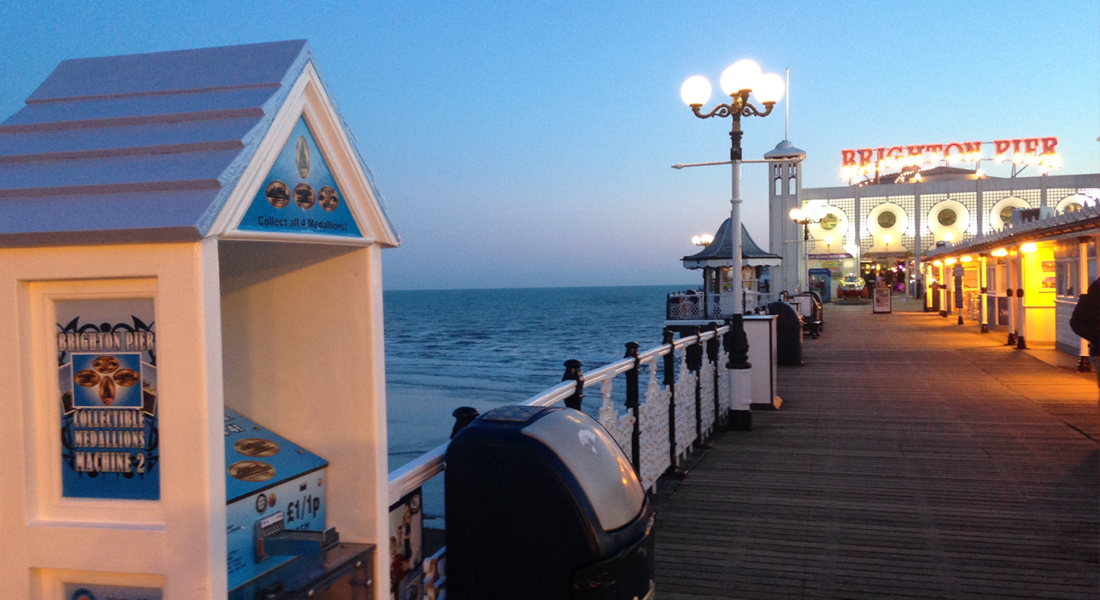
[0, 41, 400, 599]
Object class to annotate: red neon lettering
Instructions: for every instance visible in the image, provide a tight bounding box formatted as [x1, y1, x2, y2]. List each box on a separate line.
[887, 146, 903, 159]
[841, 150, 857, 166]
[1023, 138, 1039, 154]
[962, 141, 982, 154]
[906, 145, 924, 157]
[858, 149, 874, 167]
[993, 140, 1012, 155]
[1041, 137, 1058, 155]
[1011, 139, 1022, 153]
[944, 142, 964, 158]
[875, 147, 887, 163]
[925, 144, 945, 156]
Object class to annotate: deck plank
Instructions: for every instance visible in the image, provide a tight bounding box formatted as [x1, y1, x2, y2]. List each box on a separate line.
[653, 301, 1099, 599]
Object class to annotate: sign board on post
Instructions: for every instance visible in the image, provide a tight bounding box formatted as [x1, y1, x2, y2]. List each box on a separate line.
[873, 287, 892, 314]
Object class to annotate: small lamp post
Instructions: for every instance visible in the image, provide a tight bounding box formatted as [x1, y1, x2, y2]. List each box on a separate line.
[692, 233, 715, 247]
[789, 206, 822, 292]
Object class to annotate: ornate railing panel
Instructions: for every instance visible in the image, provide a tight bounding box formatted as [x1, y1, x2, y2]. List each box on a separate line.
[386, 323, 739, 595]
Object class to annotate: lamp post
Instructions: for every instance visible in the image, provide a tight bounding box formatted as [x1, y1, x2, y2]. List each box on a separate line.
[681, 59, 784, 432]
[692, 233, 715, 247]
[681, 60, 785, 313]
[789, 206, 822, 293]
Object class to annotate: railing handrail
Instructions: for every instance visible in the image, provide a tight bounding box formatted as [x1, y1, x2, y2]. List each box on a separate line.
[386, 325, 731, 504]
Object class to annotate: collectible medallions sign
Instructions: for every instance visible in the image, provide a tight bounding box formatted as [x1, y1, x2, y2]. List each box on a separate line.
[57, 299, 159, 500]
[238, 117, 363, 238]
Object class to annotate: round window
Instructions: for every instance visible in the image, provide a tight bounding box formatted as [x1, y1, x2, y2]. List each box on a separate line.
[820, 213, 838, 230]
[999, 206, 1015, 224]
[937, 208, 957, 226]
[877, 211, 896, 228]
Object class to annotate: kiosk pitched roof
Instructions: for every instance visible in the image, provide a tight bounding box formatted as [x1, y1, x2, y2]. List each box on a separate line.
[0, 40, 396, 247]
[682, 218, 781, 269]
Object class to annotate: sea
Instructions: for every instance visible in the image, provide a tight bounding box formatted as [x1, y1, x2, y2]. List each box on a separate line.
[384, 284, 692, 525]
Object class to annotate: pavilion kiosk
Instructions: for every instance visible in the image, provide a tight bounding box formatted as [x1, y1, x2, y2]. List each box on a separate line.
[0, 41, 400, 599]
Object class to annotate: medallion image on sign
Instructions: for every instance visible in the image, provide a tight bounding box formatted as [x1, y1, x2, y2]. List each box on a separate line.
[72, 353, 142, 408]
[295, 135, 310, 178]
[294, 183, 315, 210]
[266, 181, 290, 208]
[235, 438, 280, 457]
[319, 186, 339, 212]
[229, 460, 276, 482]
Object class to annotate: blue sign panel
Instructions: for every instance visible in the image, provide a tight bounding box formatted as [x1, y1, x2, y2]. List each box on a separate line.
[57, 299, 159, 500]
[238, 117, 362, 238]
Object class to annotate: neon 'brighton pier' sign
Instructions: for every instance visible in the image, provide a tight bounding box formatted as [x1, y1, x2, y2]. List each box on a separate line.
[840, 137, 1061, 180]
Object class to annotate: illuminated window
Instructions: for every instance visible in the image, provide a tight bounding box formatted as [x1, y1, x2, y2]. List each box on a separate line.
[937, 208, 957, 226]
[820, 213, 838, 230]
[877, 211, 896, 228]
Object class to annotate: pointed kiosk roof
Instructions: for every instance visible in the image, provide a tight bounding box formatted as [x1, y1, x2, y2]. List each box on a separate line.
[682, 218, 781, 269]
[0, 40, 399, 248]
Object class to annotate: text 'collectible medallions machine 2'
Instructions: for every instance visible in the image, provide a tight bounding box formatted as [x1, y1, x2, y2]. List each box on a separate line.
[0, 41, 400, 599]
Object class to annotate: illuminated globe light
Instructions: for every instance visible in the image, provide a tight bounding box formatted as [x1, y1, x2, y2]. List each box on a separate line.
[691, 235, 701, 245]
[961, 256, 973, 263]
[933, 260, 943, 266]
[942, 232, 954, 242]
[1021, 242, 1038, 253]
[720, 59, 761, 95]
[824, 235, 834, 246]
[992, 248, 1008, 257]
[789, 207, 803, 221]
[882, 234, 893, 244]
[753, 72, 785, 104]
[680, 75, 712, 106]
[701, 233, 714, 244]
[945, 257, 958, 265]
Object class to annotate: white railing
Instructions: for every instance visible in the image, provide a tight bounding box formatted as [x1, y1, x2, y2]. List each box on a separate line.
[666, 291, 778, 320]
[388, 325, 734, 504]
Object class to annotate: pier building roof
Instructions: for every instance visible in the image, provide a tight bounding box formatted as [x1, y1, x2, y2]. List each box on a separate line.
[682, 218, 781, 269]
[0, 40, 399, 248]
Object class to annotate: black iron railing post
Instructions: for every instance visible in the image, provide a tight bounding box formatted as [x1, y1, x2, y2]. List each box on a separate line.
[662, 328, 679, 471]
[562, 359, 584, 410]
[706, 321, 720, 428]
[686, 326, 706, 448]
[451, 406, 480, 439]
[624, 341, 641, 476]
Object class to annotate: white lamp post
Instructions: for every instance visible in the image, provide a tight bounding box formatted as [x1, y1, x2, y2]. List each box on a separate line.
[681, 60, 784, 431]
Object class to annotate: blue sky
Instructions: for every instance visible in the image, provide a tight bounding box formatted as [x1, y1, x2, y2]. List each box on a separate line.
[1, 1, 1097, 289]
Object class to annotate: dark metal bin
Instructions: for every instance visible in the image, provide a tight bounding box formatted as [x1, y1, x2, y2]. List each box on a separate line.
[446, 405, 654, 600]
[768, 301, 804, 366]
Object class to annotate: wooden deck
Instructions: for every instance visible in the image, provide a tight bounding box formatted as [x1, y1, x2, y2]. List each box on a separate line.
[654, 299, 1099, 599]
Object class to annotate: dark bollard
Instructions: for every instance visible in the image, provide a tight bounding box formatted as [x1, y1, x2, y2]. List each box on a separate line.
[723, 316, 752, 432]
[624, 342, 641, 476]
[451, 406, 481, 439]
[562, 359, 585, 410]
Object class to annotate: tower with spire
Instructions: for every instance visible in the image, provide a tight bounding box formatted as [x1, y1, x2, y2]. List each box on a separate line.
[765, 139, 806, 295]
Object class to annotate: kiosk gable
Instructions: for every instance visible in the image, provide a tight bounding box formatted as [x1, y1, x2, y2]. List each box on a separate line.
[237, 116, 363, 238]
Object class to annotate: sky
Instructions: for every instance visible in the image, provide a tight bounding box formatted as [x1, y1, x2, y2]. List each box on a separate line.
[0, 1, 1097, 290]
